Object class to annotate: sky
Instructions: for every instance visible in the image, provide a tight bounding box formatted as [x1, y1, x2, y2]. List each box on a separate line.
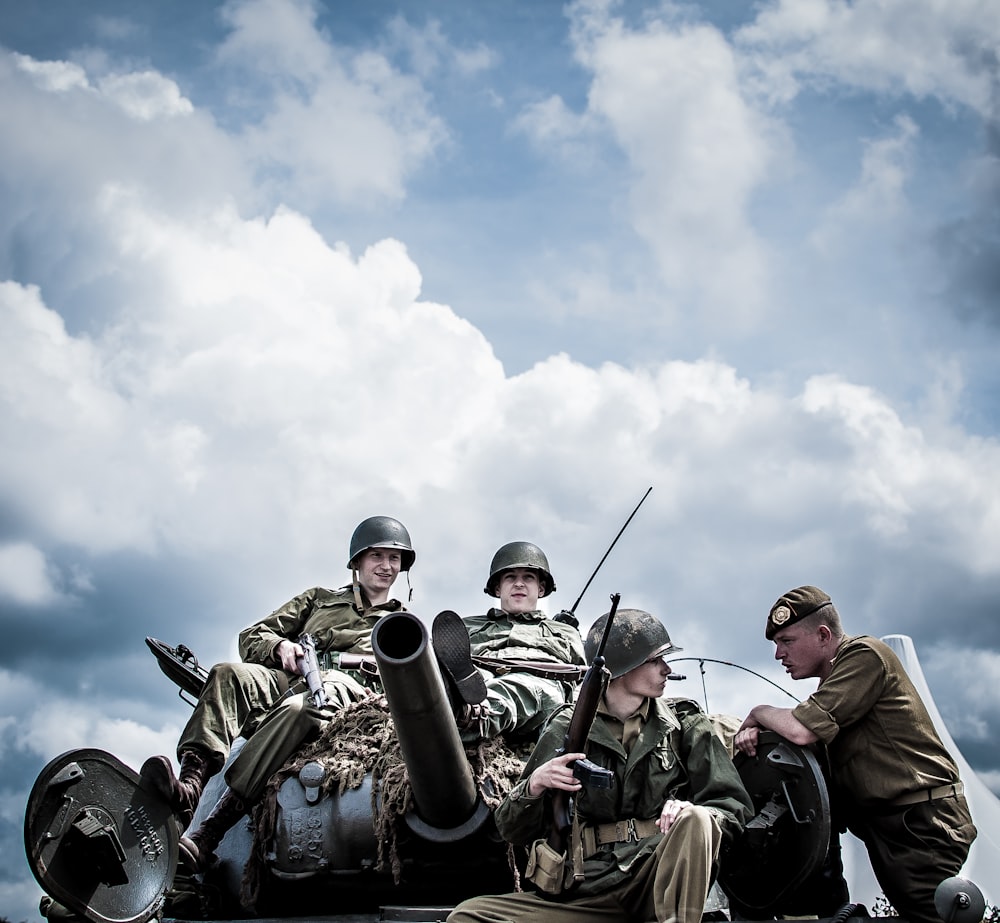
[2, 0, 1000, 919]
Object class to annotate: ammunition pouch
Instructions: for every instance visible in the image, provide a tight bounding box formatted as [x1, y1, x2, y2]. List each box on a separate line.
[526, 811, 586, 894]
[525, 839, 566, 894]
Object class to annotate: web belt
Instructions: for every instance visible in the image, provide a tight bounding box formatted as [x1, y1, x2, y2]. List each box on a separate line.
[888, 781, 963, 807]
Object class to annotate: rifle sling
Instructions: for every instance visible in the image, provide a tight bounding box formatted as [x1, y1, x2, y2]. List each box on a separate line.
[472, 656, 585, 681]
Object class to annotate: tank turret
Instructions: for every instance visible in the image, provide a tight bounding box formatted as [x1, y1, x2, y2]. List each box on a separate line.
[26, 618, 519, 923]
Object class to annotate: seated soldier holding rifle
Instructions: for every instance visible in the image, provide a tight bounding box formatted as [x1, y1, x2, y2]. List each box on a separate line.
[141, 516, 415, 872]
[448, 603, 753, 923]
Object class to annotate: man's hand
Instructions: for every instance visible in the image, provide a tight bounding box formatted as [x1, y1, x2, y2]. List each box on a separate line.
[275, 639, 305, 674]
[658, 798, 692, 833]
[736, 704, 818, 753]
[734, 722, 760, 756]
[527, 752, 587, 798]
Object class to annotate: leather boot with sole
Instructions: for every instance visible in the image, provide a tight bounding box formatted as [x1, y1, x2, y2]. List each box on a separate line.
[432, 610, 487, 707]
[178, 788, 247, 874]
[139, 747, 219, 829]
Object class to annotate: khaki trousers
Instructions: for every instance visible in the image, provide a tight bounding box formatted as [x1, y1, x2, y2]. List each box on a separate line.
[223, 669, 369, 803]
[178, 661, 287, 765]
[448, 805, 722, 923]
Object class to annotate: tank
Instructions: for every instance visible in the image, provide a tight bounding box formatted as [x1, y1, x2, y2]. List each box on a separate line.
[25, 614, 520, 923]
[24, 622, 978, 923]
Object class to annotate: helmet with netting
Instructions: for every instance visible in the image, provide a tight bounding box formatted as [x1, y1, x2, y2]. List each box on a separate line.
[584, 608, 681, 678]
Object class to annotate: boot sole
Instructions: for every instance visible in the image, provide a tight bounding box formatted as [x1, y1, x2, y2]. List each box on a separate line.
[138, 755, 176, 804]
[432, 610, 487, 705]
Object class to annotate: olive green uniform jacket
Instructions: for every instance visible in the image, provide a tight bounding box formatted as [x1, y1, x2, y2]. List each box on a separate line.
[495, 696, 753, 896]
[179, 587, 402, 777]
[792, 634, 977, 923]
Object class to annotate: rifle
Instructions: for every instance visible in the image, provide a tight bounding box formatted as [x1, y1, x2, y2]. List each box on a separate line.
[296, 633, 330, 708]
[554, 488, 651, 627]
[546, 592, 620, 854]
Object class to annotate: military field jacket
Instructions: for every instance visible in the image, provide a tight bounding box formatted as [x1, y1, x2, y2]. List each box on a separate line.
[465, 607, 586, 665]
[792, 634, 962, 807]
[238, 586, 403, 667]
[495, 696, 753, 896]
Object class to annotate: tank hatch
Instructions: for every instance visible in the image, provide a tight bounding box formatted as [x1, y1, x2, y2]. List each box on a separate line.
[719, 731, 832, 915]
[24, 748, 178, 923]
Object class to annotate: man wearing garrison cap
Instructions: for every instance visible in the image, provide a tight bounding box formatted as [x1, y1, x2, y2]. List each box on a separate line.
[735, 586, 977, 923]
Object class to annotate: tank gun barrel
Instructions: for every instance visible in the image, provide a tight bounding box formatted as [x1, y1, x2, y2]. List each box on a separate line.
[372, 612, 486, 839]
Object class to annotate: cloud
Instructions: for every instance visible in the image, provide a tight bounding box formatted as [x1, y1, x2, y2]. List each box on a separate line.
[0, 543, 59, 605]
[214, 0, 448, 206]
[383, 15, 499, 79]
[97, 70, 194, 121]
[808, 114, 919, 254]
[519, 1, 781, 325]
[737, 0, 1000, 116]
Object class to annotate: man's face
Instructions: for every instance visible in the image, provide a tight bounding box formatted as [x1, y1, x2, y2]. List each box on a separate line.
[497, 568, 541, 614]
[614, 655, 672, 700]
[355, 547, 402, 597]
[772, 621, 829, 680]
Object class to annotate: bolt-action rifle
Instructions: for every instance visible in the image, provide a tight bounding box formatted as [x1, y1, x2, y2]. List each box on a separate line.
[546, 592, 620, 854]
[296, 633, 329, 708]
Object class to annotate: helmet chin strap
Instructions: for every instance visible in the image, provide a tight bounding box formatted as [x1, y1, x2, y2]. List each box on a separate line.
[351, 566, 365, 614]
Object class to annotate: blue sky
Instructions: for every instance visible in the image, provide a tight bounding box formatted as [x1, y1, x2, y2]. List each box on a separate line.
[2, 0, 999, 919]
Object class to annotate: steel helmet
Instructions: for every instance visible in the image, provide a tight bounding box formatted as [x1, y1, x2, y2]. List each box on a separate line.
[584, 608, 681, 678]
[484, 541, 556, 597]
[347, 516, 415, 571]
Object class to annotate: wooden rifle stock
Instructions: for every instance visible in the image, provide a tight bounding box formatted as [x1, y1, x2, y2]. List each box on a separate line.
[545, 592, 620, 852]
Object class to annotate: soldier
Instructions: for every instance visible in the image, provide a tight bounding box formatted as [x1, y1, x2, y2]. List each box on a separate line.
[734, 586, 978, 923]
[139, 515, 414, 860]
[432, 541, 586, 742]
[448, 608, 753, 923]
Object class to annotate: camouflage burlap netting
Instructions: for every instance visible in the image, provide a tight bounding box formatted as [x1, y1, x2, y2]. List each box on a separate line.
[241, 697, 529, 907]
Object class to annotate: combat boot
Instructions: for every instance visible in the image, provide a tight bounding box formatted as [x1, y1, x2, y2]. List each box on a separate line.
[139, 747, 219, 829]
[432, 610, 487, 707]
[178, 788, 247, 874]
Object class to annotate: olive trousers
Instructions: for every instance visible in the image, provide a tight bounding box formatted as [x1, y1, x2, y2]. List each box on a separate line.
[178, 661, 287, 766]
[223, 669, 369, 803]
[448, 805, 722, 923]
[463, 673, 570, 743]
[849, 793, 977, 923]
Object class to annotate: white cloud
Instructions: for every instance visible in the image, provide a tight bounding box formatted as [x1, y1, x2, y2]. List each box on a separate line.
[216, 0, 448, 205]
[12, 52, 90, 92]
[97, 70, 194, 121]
[383, 15, 499, 79]
[809, 114, 919, 254]
[4, 186, 1000, 609]
[802, 375, 1000, 572]
[553, 0, 779, 323]
[737, 0, 1000, 116]
[0, 543, 59, 605]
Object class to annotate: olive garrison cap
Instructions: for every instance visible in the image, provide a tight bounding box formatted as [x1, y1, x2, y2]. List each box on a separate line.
[766, 585, 833, 639]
